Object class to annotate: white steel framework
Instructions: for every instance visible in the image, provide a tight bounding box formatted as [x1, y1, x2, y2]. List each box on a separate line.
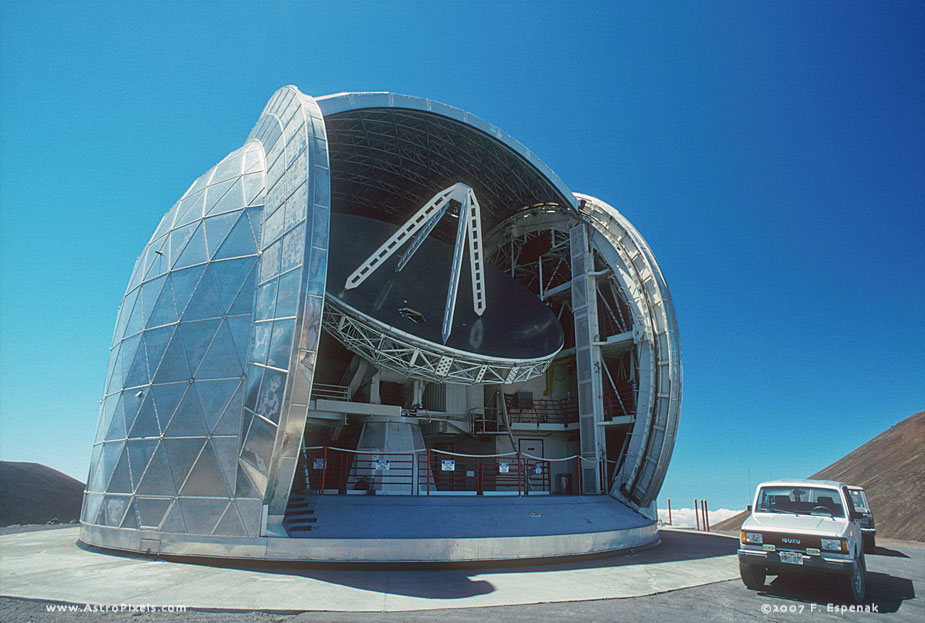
[322, 297, 554, 385]
[344, 183, 486, 343]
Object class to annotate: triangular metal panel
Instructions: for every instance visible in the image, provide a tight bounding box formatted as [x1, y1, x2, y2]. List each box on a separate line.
[103, 495, 131, 527]
[174, 191, 205, 230]
[120, 386, 148, 422]
[164, 389, 207, 437]
[123, 339, 149, 388]
[239, 456, 267, 497]
[212, 502, 245, 536]
[235, 499, 263, 536]
[207, 178, 245, 218]
[169, 265, 207, 317]
[148, 278, 179, 327]
[179, 441, 230, 496]
[234, 463, 260, 498]
[211, 152, 243, 185]
[126, 438, 159, 488]
[120, 501, 139, 529]
[104, 396, 127, 441]
[81, 492, 104, 524]
[90, 441, 124, 492]
[106, 447, 132, 493]
[105, 349, 124, 395]
[203, 177, 237, 215]
[159, 500, 186, 533]
[183, 269, 223, 322]
[195, 379, 239, 432]
[128, 395, 160, 439]
[163, 437, 207, 491]
[204, 211, 239, 258]
[135, 442, 176, 496]
[179, 498, 229, 535]
[211, 257, 256, 311]
[136, 497, 172, 529]
[143, 326, 174, 376]
[169, 220, 198, 266]
[152, 330, 190, 383]
[117, 288, 139, 340]
[228, 263, 258, 317]
[140, 274, 168, 326]
[96, 393, 121, 443]
[215, 213, 258, 260]
[212, 382, 244, 436]
[143, 236, 170, 282]
[149, 382, 186, 428]
[174, 222, 207, 269]
[179, 318, 221, 373]
[196, 321, 243, 380]
[120, 334, 142, 385]
[211, 437, 239, 493]
[226, 316, 251, 368]
[245, 207, 263, 243]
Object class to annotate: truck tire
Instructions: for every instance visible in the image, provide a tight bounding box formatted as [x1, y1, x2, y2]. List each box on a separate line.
[739, 562, 765, 590]
[840, 552, 866, 603]
[863, 533, 875, 552]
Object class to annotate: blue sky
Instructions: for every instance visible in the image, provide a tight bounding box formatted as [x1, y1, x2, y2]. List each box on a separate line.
[1, 1, 923, 510]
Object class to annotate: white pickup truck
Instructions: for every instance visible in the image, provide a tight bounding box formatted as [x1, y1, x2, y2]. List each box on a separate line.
[738, 479, 867, 602]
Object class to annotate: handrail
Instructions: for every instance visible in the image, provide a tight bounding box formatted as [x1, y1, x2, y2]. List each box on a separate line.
[302, 445, 602, 496]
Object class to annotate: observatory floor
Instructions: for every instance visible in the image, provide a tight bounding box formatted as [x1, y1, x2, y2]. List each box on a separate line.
[289, 494, 652, 538]
[0, 527, 742, 612]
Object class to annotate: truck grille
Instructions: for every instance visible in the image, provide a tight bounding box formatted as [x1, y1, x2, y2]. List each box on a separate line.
[762, 533, 822, 551]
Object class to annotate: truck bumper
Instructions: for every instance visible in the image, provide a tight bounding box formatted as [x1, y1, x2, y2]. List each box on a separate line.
[738, 549, 854, 575]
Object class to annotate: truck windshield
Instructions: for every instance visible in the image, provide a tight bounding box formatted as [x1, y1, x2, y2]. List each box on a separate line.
[756, 486, 845, 517]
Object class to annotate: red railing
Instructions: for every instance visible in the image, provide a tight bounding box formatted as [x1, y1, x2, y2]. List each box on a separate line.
[303, 447, 417, 495]
[503, 394, 579, 425]
[603, 385, 636, 420]
[419, 450, 553, 495]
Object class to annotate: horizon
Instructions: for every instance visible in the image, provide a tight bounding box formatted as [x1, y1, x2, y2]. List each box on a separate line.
[1, 1, 923, 510]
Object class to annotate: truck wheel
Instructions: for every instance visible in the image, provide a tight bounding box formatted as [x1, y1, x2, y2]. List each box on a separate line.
[863, 533, 875, 551]
[739, 562, 765, 590]
[840, 552, 866, 603]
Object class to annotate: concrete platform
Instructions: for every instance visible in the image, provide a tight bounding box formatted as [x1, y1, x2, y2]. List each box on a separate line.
[79, 495, 660, 562]
[296, 494, 653, 538]
[0, 527, 740, 612]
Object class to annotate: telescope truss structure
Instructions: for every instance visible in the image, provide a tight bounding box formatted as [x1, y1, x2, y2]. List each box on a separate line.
[322, 296, 555, 385]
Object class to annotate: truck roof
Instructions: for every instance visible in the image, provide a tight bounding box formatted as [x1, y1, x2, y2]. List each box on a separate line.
[757, 478, 847, 489]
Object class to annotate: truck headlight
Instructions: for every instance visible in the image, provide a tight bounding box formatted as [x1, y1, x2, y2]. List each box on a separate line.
[740, 531, 763, 545]
[821, 538, 847, 552]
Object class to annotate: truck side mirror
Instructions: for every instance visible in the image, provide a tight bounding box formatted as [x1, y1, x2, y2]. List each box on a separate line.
[747, 505, 752, 512]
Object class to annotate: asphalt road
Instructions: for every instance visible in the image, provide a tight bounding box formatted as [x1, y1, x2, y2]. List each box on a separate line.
[1, 533, 921, 622]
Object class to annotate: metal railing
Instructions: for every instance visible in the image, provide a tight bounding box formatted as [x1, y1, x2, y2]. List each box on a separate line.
[503, 394, 579, 425]
[311, 383, 351, 401]
[302, 445, 600, 496]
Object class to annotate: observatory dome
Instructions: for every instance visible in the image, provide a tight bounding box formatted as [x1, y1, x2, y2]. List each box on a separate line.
[79, 86, 681, 562]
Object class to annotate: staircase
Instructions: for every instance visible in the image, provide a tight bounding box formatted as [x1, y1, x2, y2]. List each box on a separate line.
[283, 493, 317, 536]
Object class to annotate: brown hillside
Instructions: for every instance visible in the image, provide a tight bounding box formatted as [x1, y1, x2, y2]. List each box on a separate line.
[712, 509, 749, 533]
[713, 412, 924, 541]
[812, 411, 924, 542]
[0, 461, 84, 526]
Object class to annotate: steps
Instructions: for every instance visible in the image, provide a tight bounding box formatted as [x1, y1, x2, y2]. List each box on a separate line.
[283, 493, 317, 536]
